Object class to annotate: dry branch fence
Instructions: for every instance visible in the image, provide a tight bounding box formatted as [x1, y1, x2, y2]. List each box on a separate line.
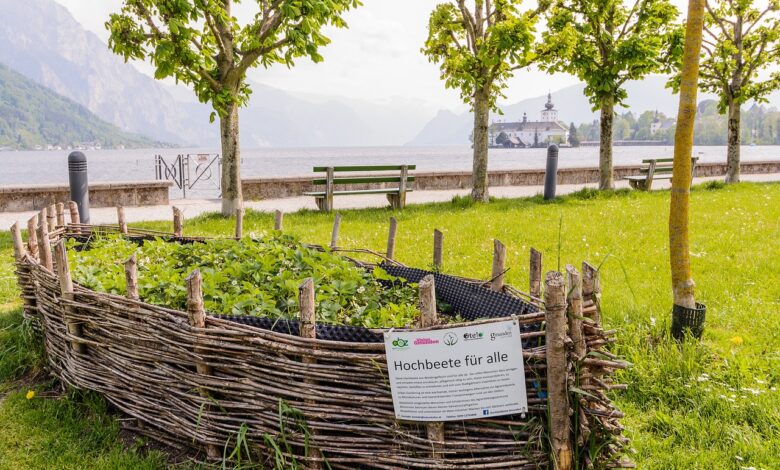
[10, 203, 631, 469]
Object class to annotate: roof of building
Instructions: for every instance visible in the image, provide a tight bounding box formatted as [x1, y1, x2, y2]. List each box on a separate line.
[491, 120, 568, 132]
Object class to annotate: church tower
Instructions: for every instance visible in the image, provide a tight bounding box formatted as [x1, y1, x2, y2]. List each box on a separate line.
[541, 92, 558, 122]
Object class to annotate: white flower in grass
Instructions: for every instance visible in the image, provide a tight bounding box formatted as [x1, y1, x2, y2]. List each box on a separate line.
[649, 317, 656, 327]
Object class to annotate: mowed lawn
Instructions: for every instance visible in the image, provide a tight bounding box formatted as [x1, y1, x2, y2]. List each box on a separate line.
[0, 182, 778, 469]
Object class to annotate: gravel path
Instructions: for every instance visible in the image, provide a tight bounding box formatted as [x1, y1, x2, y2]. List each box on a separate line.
[2, 173, 778, 230]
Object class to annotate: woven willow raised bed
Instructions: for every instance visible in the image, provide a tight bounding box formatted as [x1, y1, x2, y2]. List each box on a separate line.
[10, 203, 632, 469]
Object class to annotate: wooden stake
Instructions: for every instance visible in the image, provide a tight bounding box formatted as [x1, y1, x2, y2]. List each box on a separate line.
[117, 206, 128, 234]
[545, 271, 572, 470]
[56, 203, 65, 228]
[530, 248, 542, 298]
[68, 201, 81, 233]
[297, 278, 323, 468]
[173, 206, 183, 237]
[235, 208, 244, 238]
[11, 222, 25, 262]
[47, 204, 57, 232]
[37, 219, 53, 271]
[386, 217, 397, 260]
[27, 215, 39, 259]
[54, 240, 85, 354]
[274, 210, 284, 231]
[125, 254, 139, 301]
[566, 265, 586, 359]
[418, 274, 444, 455]
[433, 229, 443, 270]
[582, 262, 601, 326]
[330, 213, 341, 250]
[491, 239, 506, 292]
[185, 270, 221, 460]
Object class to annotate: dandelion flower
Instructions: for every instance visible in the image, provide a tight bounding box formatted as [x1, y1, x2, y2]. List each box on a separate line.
[25, 390, 35, 400]
[730, 336, 744, 346]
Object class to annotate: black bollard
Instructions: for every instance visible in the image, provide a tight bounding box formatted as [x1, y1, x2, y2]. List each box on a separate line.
[543, 144, 559, 200]
[68, 151, 90, 223]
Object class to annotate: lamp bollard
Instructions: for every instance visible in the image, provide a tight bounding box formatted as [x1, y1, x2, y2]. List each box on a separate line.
[68, 151, 90, 223]
[544, 144, 559, 200]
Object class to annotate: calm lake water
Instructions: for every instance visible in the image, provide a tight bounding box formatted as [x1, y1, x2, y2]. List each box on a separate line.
[2, 145, 776, 197]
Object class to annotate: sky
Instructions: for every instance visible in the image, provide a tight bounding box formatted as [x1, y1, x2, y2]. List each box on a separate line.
[51, 0, 768, 111]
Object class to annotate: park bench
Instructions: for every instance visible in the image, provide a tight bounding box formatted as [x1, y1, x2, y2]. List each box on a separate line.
[303, 165, 415, 212]
[626, 157, 698, 190]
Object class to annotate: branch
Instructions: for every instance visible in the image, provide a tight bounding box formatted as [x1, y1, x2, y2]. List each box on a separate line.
[203, 10, 228, 59]
[457, 0, 479, 53]
[706, 0, 733, 38]
[617, 0, 643, 41]
[236, 37, 291, 76]
[743, 5, 773, 37]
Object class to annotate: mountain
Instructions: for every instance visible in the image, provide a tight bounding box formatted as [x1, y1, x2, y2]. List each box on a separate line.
[0, 0, 437, 148]
[406, 77, 724, 146]
[0, 63, 159, 150]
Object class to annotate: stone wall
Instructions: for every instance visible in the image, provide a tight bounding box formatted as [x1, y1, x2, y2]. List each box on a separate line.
[242, 160, 780, 200]
[0, 181, 173, 212]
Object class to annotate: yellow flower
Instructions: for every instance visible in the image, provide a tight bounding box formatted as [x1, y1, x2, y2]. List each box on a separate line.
[25, 390, 35, 400]
[730, 336, 744, 346]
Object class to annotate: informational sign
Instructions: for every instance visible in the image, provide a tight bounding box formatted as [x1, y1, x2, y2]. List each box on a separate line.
[384, 319, 527, 421]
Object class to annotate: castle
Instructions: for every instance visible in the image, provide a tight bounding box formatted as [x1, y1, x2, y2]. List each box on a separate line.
[488, 93, 569, 148]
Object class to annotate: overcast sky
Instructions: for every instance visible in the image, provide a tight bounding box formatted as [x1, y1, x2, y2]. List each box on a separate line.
[52, 0, 764, 110]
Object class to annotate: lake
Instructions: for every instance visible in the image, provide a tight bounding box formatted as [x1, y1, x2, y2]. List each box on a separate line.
[2, 145, 776, 196]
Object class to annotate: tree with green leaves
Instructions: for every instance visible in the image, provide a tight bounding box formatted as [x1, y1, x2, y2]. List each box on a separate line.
[695, 0, 780, 183]
[540, 0, 682, 189]
[106, 0, 360, 216]
[568, 122, 579, 147]
[423, 1, 544, 202]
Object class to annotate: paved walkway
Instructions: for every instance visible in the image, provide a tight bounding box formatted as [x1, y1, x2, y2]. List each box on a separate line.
[2, 173, 778, 230]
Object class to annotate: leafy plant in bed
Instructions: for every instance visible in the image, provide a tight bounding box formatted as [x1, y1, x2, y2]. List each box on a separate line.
[67, 234, 420, 328]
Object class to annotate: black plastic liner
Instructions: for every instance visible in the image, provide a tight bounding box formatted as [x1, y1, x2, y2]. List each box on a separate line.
[214, 315, 385, 343]
[671, 302, 706, 340]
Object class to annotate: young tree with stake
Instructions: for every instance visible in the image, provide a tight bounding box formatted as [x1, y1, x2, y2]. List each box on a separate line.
[540, 0, 682, 189]
[423, 0, 545, 202]
[681, 0, 780, 183]
[107, 0, 360, 216]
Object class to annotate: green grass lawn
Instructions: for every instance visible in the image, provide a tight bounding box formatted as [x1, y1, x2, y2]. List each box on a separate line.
[1, 182, 778, 469]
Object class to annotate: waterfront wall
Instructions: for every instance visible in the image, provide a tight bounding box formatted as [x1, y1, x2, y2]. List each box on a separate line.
[242, 160, 780, 200]
[0, 181, 173, 212]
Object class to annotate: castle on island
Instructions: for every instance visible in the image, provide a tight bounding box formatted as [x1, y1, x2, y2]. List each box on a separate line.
[488, 93, 569, 148]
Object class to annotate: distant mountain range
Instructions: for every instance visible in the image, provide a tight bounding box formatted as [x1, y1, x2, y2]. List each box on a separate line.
[0, 63, 158, 150]
[0, 0, 437, 148]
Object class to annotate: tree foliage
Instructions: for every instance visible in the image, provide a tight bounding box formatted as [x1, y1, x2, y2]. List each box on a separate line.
[107, 0, 360, 118]
[688, 0, 780, 113]
[540, 0, 682, 110]
[422, 0, 543, 111]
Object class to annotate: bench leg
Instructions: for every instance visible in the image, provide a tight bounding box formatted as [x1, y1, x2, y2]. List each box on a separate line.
[629, 180, 638, 190]
[387, 194, 400, 210]
[315, 198, 325, 212]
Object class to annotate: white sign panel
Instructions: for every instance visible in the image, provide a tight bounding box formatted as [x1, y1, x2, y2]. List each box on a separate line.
[384, 319, 528, 421]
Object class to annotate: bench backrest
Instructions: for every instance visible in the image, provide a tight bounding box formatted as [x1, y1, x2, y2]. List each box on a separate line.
[311, 165, 416, 186]
[640, 157, 698, 174]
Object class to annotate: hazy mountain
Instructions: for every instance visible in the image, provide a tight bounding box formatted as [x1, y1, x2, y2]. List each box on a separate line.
[407, 77, 732, 146]
[0, 63, 159, 150]
[0, 0, 437, 148]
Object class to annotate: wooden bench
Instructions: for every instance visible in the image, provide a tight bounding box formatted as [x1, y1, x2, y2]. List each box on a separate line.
[626, 157, 698, 190]
[303, 165, 415, 212]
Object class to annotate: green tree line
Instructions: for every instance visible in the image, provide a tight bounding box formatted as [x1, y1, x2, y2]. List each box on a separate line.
[576, 101, 780, 146]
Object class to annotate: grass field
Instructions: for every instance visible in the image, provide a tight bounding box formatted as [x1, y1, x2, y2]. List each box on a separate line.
[1, 182, 778, 469]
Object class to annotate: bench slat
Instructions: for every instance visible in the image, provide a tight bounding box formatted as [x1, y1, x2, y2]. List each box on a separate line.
[311, 176, 416, 185]
[303, 188, 415, 197]
[312, 165, 417, 172]
[626, 175, 671, 181]
[641, 158, 675, 163]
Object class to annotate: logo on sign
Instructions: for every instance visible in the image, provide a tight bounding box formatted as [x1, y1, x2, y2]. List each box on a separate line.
[463, 331, 484, 341]
[414, 337, 440, 346]
[490, 326, 514, 341]
[391, 338, 409, 349]
[444, 333, 458, 346]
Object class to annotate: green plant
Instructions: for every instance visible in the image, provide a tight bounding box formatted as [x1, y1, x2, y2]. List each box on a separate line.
[67, 234, 419, 329]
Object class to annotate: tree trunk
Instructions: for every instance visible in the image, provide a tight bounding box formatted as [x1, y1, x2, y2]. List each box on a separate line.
[220, 102, 242, 217]
[669, 0, 705, 310]
[471, 88, 490, 202]
[599, 99, 615, 190]
[726, 100, 741, 183]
